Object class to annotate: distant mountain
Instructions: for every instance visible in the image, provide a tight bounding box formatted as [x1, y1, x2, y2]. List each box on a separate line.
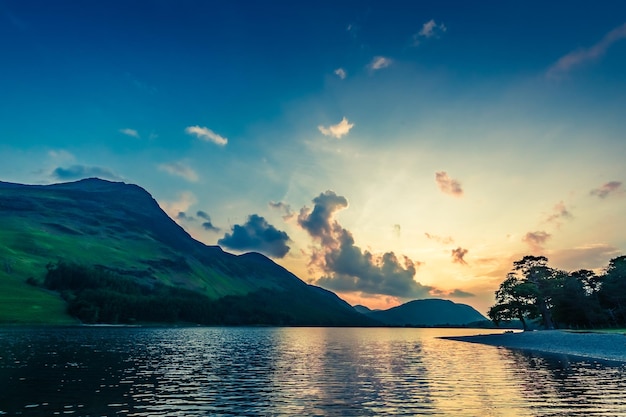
[362, 299, 487, 326]
[353, 305, 374, 315]
[0, 178, 375, 326]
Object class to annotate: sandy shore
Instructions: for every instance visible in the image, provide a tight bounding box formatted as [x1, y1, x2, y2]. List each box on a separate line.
[442, 330, 626, 363]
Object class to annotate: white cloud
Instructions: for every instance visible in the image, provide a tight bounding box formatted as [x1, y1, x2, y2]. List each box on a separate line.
[413, 19, 447, 45]
[158, 161, 199, 182]
[318, 117, 355, 139]
[185, 125, 228, 146]
[334, 68, 347, 79]
[119, 128, 140, 138]
[368, 56, 392, 70]
[420, 19, 446, 38]
[547, 23, 626, 79]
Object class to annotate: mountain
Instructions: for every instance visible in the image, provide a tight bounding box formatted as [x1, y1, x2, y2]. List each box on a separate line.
[362, 299, 487, 326]
[353, 305, 375, 315]
[0, 178, 374, 326]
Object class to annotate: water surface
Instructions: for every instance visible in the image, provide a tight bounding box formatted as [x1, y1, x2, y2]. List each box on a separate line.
[1, 327, 625, 416]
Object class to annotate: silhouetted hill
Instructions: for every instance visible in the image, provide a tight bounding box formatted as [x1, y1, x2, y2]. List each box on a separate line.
[0, 178, 375, 326]
[364, 299, 487, 326]
[353, 305, 374, 314]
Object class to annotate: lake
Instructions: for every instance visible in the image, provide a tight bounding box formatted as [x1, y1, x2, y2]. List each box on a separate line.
[1, 327, 625, 416]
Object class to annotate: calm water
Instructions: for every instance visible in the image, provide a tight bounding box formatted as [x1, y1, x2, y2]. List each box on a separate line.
[1, 327, 626, 416]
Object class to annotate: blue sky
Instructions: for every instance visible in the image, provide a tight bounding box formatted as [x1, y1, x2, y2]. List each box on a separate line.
[1, 0, 625, 312]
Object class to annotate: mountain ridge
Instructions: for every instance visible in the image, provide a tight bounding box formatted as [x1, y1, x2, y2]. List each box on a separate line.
[0, 178, 372, 325]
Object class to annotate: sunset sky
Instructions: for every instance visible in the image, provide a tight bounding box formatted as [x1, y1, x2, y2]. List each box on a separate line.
[1, 0, 625, 313]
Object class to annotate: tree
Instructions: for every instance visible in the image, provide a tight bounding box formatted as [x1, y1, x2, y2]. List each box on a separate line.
[489, 256, 564, 330]
[598, 255, 626, 325]
[488, 273, 538, 331]
[490, 255, 626, 330]
[512, 255, 560, 330]
[551, 270, 605, 328]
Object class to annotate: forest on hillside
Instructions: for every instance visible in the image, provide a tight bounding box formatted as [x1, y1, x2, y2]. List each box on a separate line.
[37, 261, 370, 326]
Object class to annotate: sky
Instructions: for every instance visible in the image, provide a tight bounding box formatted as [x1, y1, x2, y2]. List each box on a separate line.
[1, 0, 625, 314]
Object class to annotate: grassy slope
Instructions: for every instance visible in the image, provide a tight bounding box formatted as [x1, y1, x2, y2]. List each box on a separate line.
[0, 185, 247, 324]
[0, 272, 76, 324]
[2, 183, 245, 273]
[0, 179, 357, 325]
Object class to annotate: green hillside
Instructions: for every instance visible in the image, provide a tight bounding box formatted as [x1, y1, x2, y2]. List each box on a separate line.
[0, 178, 373, 326]
[0, 271, 75, 324]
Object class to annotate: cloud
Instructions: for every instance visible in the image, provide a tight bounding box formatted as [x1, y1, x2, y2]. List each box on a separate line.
[545, 200, 573, 225]
[201, 221, 219, 232]
[298, 191, 432, 298]
[451, 247, 468, 265]
[425, 232, 454, 245]
[51, 165, 122, 181]
[368, 56, 392, 70]
[346, 23, 358, 38]
[435, 171, 463, 197]
[218, 214, 290, 258]
[298, 191, 348, 246]
[47, 149, 75, 164]
[318, 117, 354, 139]
[269, 201, 295, 220]
[430, 288, 475, 298]
[550, 243, 623, 271]
[547, 23, 626, 79]
[334, 68, 347, 80]
[590, 181, 623, 199]
[175, 209, 220, 232]
[160, 191, 197, 221]
[185, 125, 228, 146]
[158, 161, 199, 182]
[448, 289, 475, 298]
[522, 231, 551, 252]
[119, 128, 140, 138]
[413, 19, 447, 45]
[197, 210, 220, 232]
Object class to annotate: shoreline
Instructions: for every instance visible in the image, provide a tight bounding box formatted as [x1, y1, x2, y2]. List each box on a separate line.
[442, 330, 626, 363]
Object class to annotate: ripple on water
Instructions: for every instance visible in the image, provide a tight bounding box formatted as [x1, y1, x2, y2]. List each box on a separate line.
[1, 327, 626, 416]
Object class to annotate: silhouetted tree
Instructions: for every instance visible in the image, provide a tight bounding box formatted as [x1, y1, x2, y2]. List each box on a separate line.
[488, 273, 538, 331]
[598, 256, 626, 325]
[490, 256, 565, 330]
[512, 256, 561, 329]
[550, 270, 606, 328]
[490, 255, 626, 330]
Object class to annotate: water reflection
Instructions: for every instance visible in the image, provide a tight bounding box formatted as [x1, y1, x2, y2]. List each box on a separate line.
[0, 327, 625, 416]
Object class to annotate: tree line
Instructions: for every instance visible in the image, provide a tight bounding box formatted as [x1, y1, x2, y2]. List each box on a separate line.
[488, 255, 626, 330]
[40, 261, 369, 326]
[43, 261, 217, 324]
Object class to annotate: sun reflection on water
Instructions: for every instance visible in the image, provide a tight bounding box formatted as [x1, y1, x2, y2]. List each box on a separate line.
[0, 327, 625, 416]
